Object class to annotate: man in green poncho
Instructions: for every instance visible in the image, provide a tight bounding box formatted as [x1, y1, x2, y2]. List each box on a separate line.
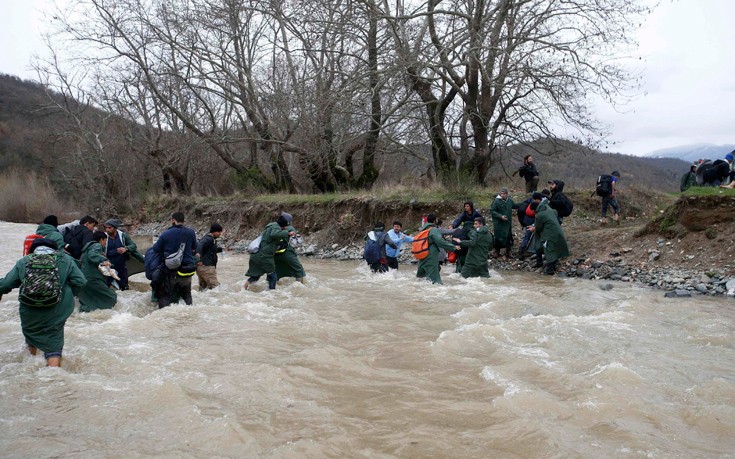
[416, 213, 459, 285]
[35, 215, 66, 251]
[0, 238, 86, 367]
[453, 217, 493, 278]
[531, 199, 570, 275]
[489, 187, 518, 259]
[244, 214, 294, 290]
[78, 231, 118, 312]
[274, 212, 306, 284]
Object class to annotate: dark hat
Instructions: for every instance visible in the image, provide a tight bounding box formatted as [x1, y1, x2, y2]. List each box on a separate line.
[29, 237, 58, 252]
[104, 219, 121, 229]
[280, 211, 293, 225]
[42, 215, 59, 227]
[726, 153, 734, 162]
[276, 215, 289, 227]
[531, 192, 543, 200]
[210, 223, 223, 233]
[611, 171, 621, 177]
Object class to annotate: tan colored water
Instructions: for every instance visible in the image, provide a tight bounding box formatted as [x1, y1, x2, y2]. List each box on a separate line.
[0, 221, 733, 457]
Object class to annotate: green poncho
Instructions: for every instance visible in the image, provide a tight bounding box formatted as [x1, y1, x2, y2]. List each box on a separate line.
[78, 241, 118, 312]
[490, 195, 516, 248]
[246, 222, 290, 277]
[458, 225, 492, 278]
[0, 251, 86, 354]
[35, 223, 65, 251]
[274, 225, 306, 279]
[416, 223, 457, 284]
[533, 201, 570, 263]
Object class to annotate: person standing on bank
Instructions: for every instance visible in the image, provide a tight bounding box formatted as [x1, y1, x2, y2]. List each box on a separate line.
[489, 187, 518, 259]
[150, 212, 198, 308]
[196, 223, 224, 291]
[244, 214, 293, 290]
[0, 238, 87, 367]
[515, 155, 540, 192]
[600, 171, 621, 225]
[78, 231, 118, 312]
[103, 219, 145, 290]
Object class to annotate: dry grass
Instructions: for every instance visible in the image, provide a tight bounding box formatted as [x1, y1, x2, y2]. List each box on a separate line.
[0, 168, 76, 223]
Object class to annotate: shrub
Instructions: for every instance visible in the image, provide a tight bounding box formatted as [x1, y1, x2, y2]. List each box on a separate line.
[0, 168, 74, 223]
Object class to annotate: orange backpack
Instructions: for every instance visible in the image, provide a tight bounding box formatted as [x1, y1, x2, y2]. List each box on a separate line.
[411, 228, 432, 260]
[23, 234, 43, 256]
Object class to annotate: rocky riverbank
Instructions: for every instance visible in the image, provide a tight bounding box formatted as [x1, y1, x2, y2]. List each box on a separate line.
[130, 191, 735, 298]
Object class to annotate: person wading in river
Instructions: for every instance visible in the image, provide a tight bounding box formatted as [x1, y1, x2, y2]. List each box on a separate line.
[416, 213, 459, 284]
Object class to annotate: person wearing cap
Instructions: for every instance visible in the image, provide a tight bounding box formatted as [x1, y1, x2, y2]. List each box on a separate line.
[416, 213, 460, 284]
[601, 171, 621, 225]
[150, 212, 198, 307]
[680, 163, 698, 192]
[274, 212, 307, 283]
[34, 215, 65, 251]
[489, 187, 518, 259]
[244, 213, 294, 290]
[196, 223, 224, 290]
[103, 218, 145, 291]
[0, 238, 86, 367]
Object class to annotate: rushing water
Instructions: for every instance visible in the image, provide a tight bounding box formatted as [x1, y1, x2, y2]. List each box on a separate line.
[0, 221, 733, 458]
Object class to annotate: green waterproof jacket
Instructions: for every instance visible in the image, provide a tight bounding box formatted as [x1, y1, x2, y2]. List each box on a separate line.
[458, 225, 492, 278]
[274, 225, 306, 279]
[113, 231, 145, 263]
[416, 223, 457, 284]
[246, 222, 290, 277]
[533, 201, 570, 263]
[78, 241, 117, 312]
[0, 251, 86, 353]
[489, 195, 516, 247]
[35, 224, 65, 251]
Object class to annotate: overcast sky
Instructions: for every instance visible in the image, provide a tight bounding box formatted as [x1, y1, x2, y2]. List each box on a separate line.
[1, 0, 733, 157]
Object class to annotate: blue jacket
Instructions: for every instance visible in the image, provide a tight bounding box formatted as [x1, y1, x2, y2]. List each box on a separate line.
[385, 229, 414, 258]
[151, 224, 197, 267]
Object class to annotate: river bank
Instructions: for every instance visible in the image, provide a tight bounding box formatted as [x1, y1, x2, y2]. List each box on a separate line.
[131, 190, 735, 297]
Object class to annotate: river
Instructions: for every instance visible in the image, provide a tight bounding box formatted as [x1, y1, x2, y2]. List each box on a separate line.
[0, 221, 733, 458]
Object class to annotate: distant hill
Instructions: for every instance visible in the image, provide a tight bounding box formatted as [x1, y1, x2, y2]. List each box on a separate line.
[643, 143, 735, 164]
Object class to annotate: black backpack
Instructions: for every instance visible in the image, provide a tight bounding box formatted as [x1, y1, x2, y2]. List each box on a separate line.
[596, 175, 613, 197]
[517, 200, 530, 226]
[19, 253, 62, 307]
[556, 193, 574, 218]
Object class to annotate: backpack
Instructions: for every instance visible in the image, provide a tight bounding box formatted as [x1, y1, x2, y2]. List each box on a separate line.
[363, 231, 383, 264]
[18, 253, 62, 307]
[595, 175, 613, 197]
[411, 228, 432, 260]
[556, 193, 574, 218]
[517, 200, 530, 226]
[23, 234, 43, 256]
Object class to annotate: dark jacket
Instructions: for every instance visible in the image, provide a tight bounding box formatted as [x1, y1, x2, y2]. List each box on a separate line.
[519, 162, 539, 182]
[65, 225, 94, 259]
[151, 224, 198, 268]
[451, 208, 483, 229]
[365, 230, 398, 260]
[196, 233, 222, 267]
[549, 180, 570, 218]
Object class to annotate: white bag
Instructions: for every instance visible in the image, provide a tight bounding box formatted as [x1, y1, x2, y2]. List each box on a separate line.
[247, 234, 263, 254]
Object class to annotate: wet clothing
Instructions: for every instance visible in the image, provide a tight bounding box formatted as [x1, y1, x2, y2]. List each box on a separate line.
[365, 230, 397, 273]
[533, 201, 569, 266]
[196, 233, 222, 290]
[78, 241, 117, 312]
[65, 225, 94, 260]
[451, 208, 483, 230]
[151, 224, 197, 308]
[519, 163, 540, 192]
[489, 195, 517, 249]
[246, 222, 289, 278]
[35, 224, 65, 251]
[105, 230, 145, 290]
[385, 229, 413, 270]
[0, 251, 86, 356]
[416, 223, 457, 284]
[458, 225, 492, 278]
[275, 225, 306, 280]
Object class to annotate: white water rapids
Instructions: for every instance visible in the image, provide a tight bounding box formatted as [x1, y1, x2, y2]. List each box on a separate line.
[0, 221, 733, 457]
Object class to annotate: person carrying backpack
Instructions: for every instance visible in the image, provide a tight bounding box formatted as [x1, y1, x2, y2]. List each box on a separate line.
[64, 215, 98, 260]
[546, 180, 573, 224]
[150, 212, 198, 307]
[415, 213, 459, 284]
[364, 222, 398, 273]
[597, 171, 621, 225]
[274, 212, 307, 284]
[244, 213, 293, 291]
[0, 238, 87, 367]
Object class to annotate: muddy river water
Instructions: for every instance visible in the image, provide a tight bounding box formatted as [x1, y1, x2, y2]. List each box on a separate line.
[0, 221, 733, 457]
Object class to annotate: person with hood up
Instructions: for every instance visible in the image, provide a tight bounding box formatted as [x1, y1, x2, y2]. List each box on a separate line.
[35, 215, 65, 251]
[103, 218, 145, 290]
[364, 221, 398, 273]
[489, 187, 517, 259]
[453, 216, 493, 278]
[449, 201, 483, 229]
[547, 179, 572, 224]
[680, 163, 698, 192]
[531, 199, 569, 275]
[416, 213, 460, 284]
[78, 230, 118, 312]
[0, 238, 86, 367]
[244, 213, 293, 290]
[274, 212, 307, 283]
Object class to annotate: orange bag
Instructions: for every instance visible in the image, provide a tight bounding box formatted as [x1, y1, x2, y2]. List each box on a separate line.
[411, 229, 432, 260]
